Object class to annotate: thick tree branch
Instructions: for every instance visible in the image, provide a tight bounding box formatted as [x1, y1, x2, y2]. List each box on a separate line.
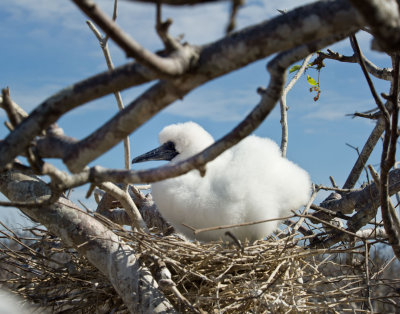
[311, 166, 400, 249]
[348, 0, 400, 52]
[0, 170, 175, 313]
[319, 168, 400, 215]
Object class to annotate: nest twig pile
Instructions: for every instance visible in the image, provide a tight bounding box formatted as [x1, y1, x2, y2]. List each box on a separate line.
[0, 219, 399, 313]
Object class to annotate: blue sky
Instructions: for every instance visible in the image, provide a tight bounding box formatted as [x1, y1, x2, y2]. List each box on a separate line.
[0, 0, 394, 226]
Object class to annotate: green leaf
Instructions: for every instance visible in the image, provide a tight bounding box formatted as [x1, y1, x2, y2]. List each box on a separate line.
[307, 75, 317, 86]
[289, 65, 301, 73]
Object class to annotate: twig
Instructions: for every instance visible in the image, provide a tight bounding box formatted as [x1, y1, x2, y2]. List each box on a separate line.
[291, 184, 318, 233]
[155, 2, 178, 51]
[86, 0, 131, 171]
[316, 185, 360, 193]
[188, 215, 295, 235]
[329, 176, 338, 188]
[350, 35, 386, 114]
[226, 0, 244, 34]
[364, 241, 374, 311]
[369, 165, 400, 261]
[314, 49, 392, 81]
[99, 182, 148, 232]
[1, 88, 24, 128]
[280, 54, 313, 157]
[72, 0, 196, 77]
[341, 45, 386, 190]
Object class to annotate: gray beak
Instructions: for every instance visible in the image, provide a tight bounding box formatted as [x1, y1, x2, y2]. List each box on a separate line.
[132, 141, 179, 164]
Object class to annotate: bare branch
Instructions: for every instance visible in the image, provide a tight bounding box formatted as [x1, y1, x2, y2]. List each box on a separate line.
[369, 165, 400, 261]
[355, 227, 387, 239]
[99, 182, 148, 232]
[1, 88, 24, 128]
[0, 95, 28, 122]
[226, 0, 244, 34]
[321, 168, 400, 214]
[86, 4, 131, 171]
[350, 34, 385, 112]
[280, 54, 313, 157]
[343, 116, 385, 189]
[315, 49, 393, 81]
[0, 169, 175, 313]
[348, 0, 400, 52]
[155, 3, 180, 51]
[72, 0, 198, 77]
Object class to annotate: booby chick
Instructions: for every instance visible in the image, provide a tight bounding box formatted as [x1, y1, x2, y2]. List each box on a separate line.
[132, 122, 311, 242]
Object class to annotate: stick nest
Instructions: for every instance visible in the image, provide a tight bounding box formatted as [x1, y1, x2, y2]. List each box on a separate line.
[0, 218, 399, 313]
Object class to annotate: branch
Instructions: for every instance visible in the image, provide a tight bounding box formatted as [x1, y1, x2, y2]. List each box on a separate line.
[96, 187, 172, 233]
[318, 168, 400, 215]
[1, 88, 25, 128]
[72, 0, 198, 77]
[375, 53, 400, 261]
[0, 169, 175, 313]
[342, 116, 385, 189]
[226, 0, 244, 34]
[355, 227, 387, 239]
[310, 167, 400, 249]
[86, 2, 131, 171]
[350, 34, 385, 111]
[280, 54, 313, 157]
[98, 182, 148, 232]
[315, 49, 393, 81]
[369, 165, 400, 260]
[348, 0, 400, 52]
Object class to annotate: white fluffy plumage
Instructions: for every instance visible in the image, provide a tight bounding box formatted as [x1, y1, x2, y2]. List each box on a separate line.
[133, 122, 311, 242]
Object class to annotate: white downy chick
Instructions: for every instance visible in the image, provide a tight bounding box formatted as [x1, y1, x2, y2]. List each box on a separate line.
[132, 122, 311, 242]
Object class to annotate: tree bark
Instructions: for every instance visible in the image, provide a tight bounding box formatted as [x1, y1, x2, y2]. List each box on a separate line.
[0, 170, 175, 313]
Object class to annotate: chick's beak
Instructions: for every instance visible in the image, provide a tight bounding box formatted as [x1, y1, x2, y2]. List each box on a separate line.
[132, 141, 179, 163]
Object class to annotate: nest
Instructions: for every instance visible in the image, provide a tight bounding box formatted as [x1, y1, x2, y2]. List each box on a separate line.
[0, 218, 399, 313]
